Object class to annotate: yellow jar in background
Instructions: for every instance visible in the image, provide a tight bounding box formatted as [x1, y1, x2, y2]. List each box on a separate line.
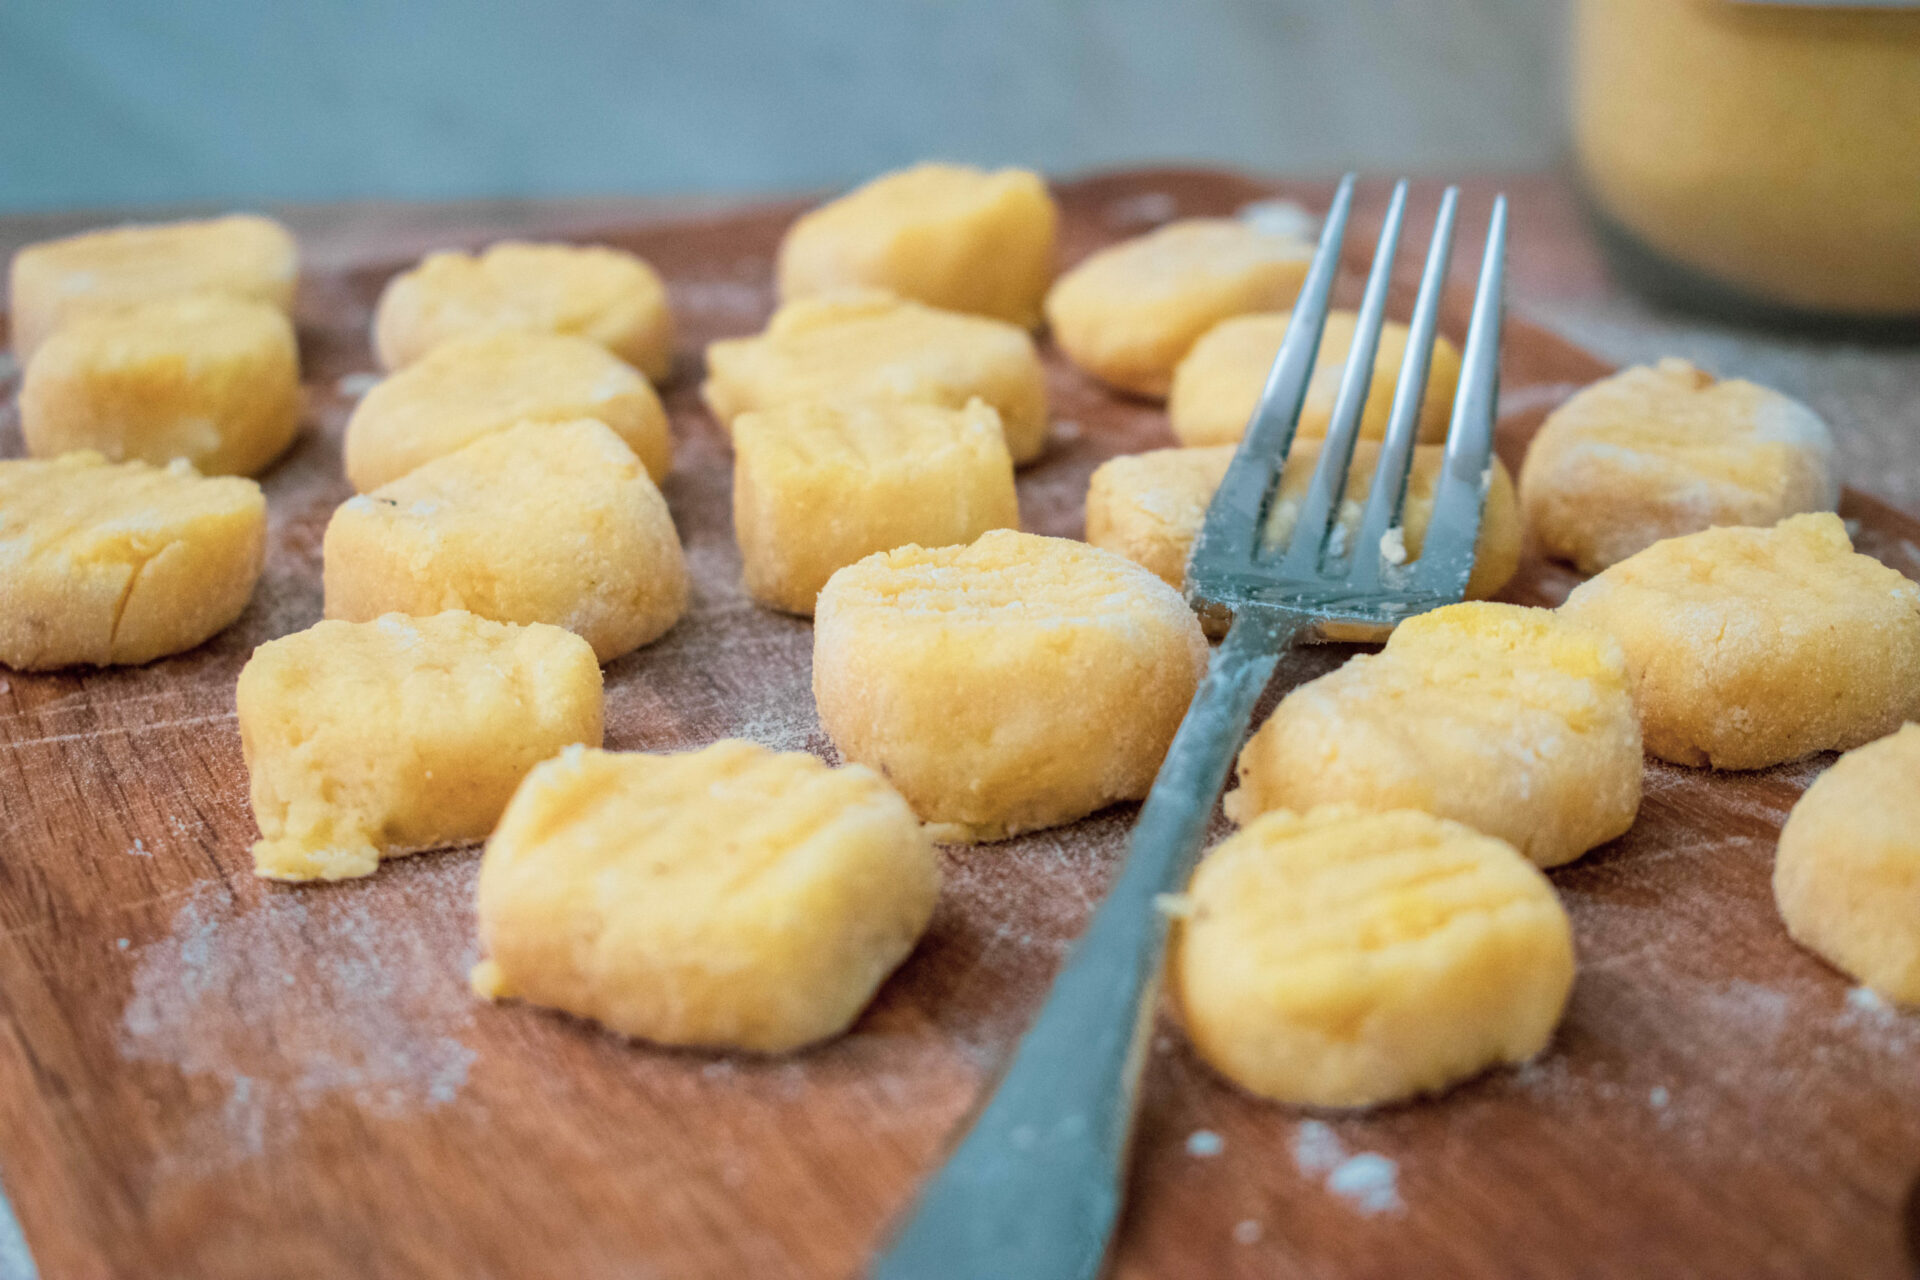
[1573, 0, 1920, 323]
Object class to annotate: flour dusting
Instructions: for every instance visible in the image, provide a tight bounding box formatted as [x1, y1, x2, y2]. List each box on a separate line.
[1292, 1119, 1404, 1215]
[120, 857, 481, 1164]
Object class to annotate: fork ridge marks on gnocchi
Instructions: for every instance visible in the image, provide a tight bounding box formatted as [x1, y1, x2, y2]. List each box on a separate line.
[1044, 216, 1314, 398]
[732, 397, 1018, 616]
[1519, 358, 1838, 573]
[777, 162, 1058, 327]
[472, 740, 940, 1053]
[372, 240, 676, 381]
[343, 329, 672, 492]
[1168, 309, 1459, 448]
[239, 612, 604, 883]
[325, 419, 688, 663]
[1231, 602, 1642, 870]
[21, 292, 303, 478]
[1172, 805, 1576, 1109]
[1560, 512, 1920, 770]
[702, 289, 1051, 464]
[6, 213, 297, 363]
[0, 453, 266, 671]
[813, 530, 1209, 843]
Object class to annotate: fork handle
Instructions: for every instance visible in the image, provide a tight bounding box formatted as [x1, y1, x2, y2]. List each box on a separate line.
[869, 608, 1307, 1280]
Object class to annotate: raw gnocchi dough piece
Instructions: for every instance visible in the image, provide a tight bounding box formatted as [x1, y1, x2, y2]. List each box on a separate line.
[777, 162, 1057, 327]
[1519, 359, 1838, 573]
[0, 452, 265, 670]
[20, 294, 301, 477]
[1043, 217, 1313, 398]
[813, 530, 1209, 841]
[1559, 513, 1920, 770]
[732, 397, 1018, 615]
[1172, 805, 1576, 1109]
[1084, 440, 1521, 607]
[472, 739, 939, 1053]
[703, 290, 1050, 464]
[373, 241, 674, 381]
[325, 419, 687, 662]
[344, 330, 670, 492]
[7, 213, 297, 363]
[1774, 723, 1920, 1006]
[1231, 603, 1641, 869]
[238, 612, 603, 882]
[1168, 310, 1459, 447]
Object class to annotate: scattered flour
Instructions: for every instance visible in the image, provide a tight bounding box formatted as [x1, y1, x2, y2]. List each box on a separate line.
[125, 837, 152, 858]
[1185, 1128, 1224, 1158]
[1105, 191, 1178, 229]
[1232, 1219, 1263, 1245]
[1291, 1119, 1404, 1216]
[1238, 199, 1318, 241]
[119, 859, 481, 1166]
[1649, 1085, 1671, 1110]
[335, 371, 381, 398]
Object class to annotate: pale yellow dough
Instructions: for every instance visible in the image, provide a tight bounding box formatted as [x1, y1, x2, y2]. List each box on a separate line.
[7, 214, 297, 363]
[1560, 513, 1920, 770]
[373, 241, 675, 380]
[1520, 359, 1838, 573]
[0, 453, 265, 670]
[1172, 805, 1575, 1109]
[1168, 310, 1460, 447]
[733, 397, 1018, 615]
[472, 740, 939, 1053]
[777, 162, 1057, 327]
[344, 330, 670, 492]
[1231, 603, 1641, 869]
[1084, 441, 1521, 607]
[1774, 724, 1920, 1006]
[1043, 218, 1313, 398]
[238, 612, 603, 882]
[703, 291, 1050, 464]
[20, 294, 302, 477]
[324, 420, 687, 662]
[813, 530, 1209, 841]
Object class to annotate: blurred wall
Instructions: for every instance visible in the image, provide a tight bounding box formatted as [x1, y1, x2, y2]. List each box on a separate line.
[0, 0, 1568, 212]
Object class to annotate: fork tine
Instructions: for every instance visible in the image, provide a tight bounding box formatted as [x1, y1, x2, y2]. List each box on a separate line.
[1347, 185, 1459, 590]
[1413, 195, 1508, 590]
[1190, 173, 1354, 570]
[1277, 179, 1409, 575]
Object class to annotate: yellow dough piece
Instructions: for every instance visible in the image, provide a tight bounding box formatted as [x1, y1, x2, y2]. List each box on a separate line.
[325, 420, 687, 662]
[1520, 359, 1838, 573]
[1168, 310, 1460, 447]
[238, 612, 603, 882]
[733, 397, 1018, 615]
[1084, 441, 1521, 607]
[1231, 603, 1641, 869]
[20, 294, 302, 477]
[472, 740, 939, 1053]
[703, 291, 1050, 464]
[373, 241, 675, 381]
[814, 530, 1209, 841]
[1043, 217, 1313, 398]
[777, 162, 1057, 327]
[1774, 724, 1920, 1006]
[1560, 513, 1920, 770]
[1172, 805, 1575, 1109]
[7, 214, 297, 363]
[0, 453, 265, 670]
[343, 330, 670, 492]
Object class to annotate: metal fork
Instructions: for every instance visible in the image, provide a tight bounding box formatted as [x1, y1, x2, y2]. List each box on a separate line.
[869, 173, 1508, 1280]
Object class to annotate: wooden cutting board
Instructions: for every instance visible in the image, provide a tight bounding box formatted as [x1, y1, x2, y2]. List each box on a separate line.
[4, 170, 1919, 1280]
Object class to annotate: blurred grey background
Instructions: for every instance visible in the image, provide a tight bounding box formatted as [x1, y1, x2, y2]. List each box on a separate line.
[0, 0, 1568, 213]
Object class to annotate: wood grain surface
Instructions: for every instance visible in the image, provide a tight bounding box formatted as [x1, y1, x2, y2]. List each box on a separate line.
[4, 170, 1920, 1280]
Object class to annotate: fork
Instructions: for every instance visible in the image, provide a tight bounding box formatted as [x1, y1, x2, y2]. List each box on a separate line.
[868, 173, 1508, 1280]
